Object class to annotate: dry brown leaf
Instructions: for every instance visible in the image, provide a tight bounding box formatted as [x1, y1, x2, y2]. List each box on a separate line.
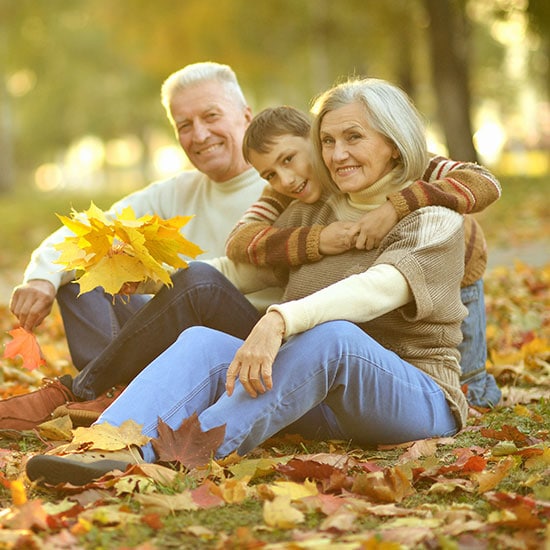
[152, 414, 225, 470]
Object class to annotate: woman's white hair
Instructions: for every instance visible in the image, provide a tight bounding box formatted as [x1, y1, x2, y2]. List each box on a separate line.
[310, 78, 428, 187]
[161, 62, 247, 126]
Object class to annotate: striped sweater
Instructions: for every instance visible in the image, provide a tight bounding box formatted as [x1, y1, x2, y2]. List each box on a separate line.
[225, 155, 501, 287]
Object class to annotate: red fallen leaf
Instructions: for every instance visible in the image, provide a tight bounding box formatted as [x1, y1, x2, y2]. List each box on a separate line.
[299, 493, 348, 516]
[438, 455, 487, 475]
[486, 491, 550, 519]
[277, 458, 343, 482]
[486, 491, 544, 529]
[222, 525, 265, 549]
[0, 471, 11, 489]
[151, 413, 225, 470]
[46, 503, 84, 530]
[141, 513, 164, 530]
[191, 481, 226, 509]
[358, 461, 385, 473]
[3, 327, 46, 371]
[480, 424, 536, 447]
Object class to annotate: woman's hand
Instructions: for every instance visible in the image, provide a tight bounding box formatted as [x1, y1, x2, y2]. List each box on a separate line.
[347, 201, 399, 250]
[319, 221, 356, 255]
[226, 311, 286, 398]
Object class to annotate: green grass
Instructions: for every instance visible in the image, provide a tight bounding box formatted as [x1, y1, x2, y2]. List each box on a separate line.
[474, 174, 550, 247]
[12, 399, 547, 548]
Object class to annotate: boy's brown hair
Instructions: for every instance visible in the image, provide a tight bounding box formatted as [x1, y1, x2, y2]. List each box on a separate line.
[242, 106, 311, 162]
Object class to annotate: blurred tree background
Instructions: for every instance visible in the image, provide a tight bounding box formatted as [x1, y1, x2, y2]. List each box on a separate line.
[0, 0, 548, 196]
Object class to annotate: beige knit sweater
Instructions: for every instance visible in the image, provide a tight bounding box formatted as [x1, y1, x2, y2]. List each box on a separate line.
[268, 188, 470, 428]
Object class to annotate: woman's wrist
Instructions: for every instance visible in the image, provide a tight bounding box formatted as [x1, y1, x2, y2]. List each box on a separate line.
[265, 308, 286, 339]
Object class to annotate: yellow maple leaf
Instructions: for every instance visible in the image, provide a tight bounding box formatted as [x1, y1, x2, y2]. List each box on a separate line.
[76, 251, 145, 295]
[263, 495, 305, 529]
[269, 479, 319, 500]
[53, 202, 204, 295]
[68, 419, 151, 451]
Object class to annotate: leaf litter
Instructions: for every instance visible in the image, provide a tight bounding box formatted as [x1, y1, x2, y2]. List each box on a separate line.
[0, 262, 548, 548]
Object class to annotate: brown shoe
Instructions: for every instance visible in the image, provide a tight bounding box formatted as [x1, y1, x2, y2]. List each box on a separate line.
[0, 377, 76, 431]
[53, 385, 126, 427]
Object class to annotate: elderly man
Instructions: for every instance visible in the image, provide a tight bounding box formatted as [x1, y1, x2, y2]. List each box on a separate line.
[2, 61, 272, 429]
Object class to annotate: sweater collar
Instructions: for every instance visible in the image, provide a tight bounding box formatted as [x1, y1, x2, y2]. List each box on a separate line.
[209, 167, 261, 193]
[347, 168, 411, 211]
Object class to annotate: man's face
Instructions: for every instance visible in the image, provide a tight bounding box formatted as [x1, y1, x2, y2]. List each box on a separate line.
[169, 80, 252, 182]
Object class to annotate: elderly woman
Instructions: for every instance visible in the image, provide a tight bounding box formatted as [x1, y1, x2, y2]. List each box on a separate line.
[28, 78, 470, 485]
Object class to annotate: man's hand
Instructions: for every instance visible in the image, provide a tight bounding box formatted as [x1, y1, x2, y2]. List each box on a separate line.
[225, 311, 285, 398]
[9, 280, 56, 331]
[348, 201, 399, 250]
[118, 281, 140, 295]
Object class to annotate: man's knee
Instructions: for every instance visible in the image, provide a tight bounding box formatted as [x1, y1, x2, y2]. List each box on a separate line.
[171, 262, 224, 288]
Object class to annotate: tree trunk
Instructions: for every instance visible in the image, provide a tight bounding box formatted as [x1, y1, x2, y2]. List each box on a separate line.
[424, 0, 478, 162]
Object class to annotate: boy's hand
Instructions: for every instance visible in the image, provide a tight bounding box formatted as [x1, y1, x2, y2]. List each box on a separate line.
[319, 221, 356, 255]
[348, 201, 399, 250]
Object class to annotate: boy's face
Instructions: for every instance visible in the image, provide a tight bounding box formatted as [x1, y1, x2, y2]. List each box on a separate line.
[248, 134, 323, 204]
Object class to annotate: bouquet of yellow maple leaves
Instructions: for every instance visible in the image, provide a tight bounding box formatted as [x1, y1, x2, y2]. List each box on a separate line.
[53, 202, 204, 296]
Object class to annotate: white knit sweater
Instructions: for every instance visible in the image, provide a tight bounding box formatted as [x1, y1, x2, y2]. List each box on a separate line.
[23, 168, 266, 290]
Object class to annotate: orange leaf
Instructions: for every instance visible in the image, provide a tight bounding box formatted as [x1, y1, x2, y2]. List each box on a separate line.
[3, 327, 46, 371]
[351, 466, 414, 503]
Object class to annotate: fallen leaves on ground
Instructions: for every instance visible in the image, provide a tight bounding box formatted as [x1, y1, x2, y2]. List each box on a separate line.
[0, 262, 548, 548]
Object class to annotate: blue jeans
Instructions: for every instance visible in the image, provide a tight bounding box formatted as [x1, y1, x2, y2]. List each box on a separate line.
[459, 280, 501, 407]
[58, 264, 261, 400]
[98, 322, 458, 461]
[58, 263, 500, 407]
[57, 285, 150, 371]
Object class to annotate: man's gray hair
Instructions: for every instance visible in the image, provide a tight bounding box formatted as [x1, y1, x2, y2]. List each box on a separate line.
[161, 61, 247, 125]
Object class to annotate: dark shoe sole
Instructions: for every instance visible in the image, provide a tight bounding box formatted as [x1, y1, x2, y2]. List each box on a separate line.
[26, 455, 130, 486]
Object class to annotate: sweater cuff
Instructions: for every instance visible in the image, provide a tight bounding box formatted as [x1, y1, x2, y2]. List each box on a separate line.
[387, 192, 411, 221]
[305, 225, 325, 262]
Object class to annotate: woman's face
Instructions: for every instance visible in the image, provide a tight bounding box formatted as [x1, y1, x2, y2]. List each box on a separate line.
[319, 101, 399, 194]
[248, 134, 323, 204]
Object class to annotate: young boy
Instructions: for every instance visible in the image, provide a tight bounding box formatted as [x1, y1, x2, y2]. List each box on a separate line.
[226, 105, 502, 408]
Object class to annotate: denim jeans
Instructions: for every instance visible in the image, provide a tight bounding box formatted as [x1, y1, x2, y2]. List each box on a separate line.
[98, 322, 458, 461]
[57, 285, 150, 371]
[59, 263, 261, 400]
[59, 263, 500, 408]
[459, 280, 501, 407]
